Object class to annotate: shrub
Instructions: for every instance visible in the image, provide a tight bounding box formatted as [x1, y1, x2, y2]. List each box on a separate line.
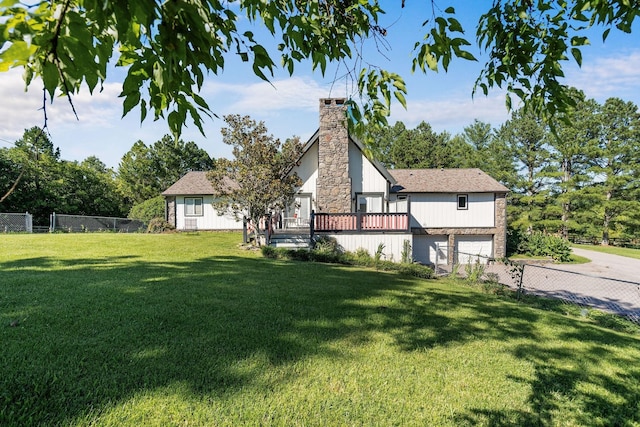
[517, 231, 572, 262]
[401, 239, 412, 264]
[147, 218, 175, 233]
[259, 241, 434, 280]
[129, 196, 165, 223]
[396, 263, 434, 279]
[261, 245, 278, 259]
[464, 260, 485, 284]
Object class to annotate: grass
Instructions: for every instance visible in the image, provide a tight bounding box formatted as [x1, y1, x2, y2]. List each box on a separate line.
[574, 243, 640, 260]
[509, 253, 590, 264]
[1, 232, 639, 426]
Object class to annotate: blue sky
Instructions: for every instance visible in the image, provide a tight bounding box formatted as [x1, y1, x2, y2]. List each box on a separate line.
[1, 1, 639, 169]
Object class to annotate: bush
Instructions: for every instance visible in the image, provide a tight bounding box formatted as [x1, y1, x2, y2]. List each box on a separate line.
[261, 245, 278, 259]
[259, 241, 434, 280]
[147, 218, 175, 233]
[129, 196, 165, 223]
[396, 263, 435, 279]
[517, 231, 571, 262]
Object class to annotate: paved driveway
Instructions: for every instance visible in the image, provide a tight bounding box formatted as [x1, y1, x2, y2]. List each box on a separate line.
[556, 247, 640, 284]
[516, 247, 640, 321]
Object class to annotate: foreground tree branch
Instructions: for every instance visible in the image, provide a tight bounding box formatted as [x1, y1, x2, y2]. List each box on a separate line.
[0, 0, 637, 140]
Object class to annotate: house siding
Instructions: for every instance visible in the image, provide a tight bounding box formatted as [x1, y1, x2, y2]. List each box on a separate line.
[292, 142, 319, 209]
[409, 193, 495, 228]
[175, 196, 243, 230]
[348, 141, 389, 204]
[321, 232, 413, 262]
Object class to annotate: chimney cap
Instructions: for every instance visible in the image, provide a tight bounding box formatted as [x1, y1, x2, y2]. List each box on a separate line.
[321, 98, 346, 106]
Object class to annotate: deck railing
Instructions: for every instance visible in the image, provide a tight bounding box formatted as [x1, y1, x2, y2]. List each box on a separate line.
[313, 212, 410, 232]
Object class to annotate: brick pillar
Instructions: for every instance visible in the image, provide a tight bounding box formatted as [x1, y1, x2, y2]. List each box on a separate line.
[494, 192, 507, 258]
[317, 98, 352, 213]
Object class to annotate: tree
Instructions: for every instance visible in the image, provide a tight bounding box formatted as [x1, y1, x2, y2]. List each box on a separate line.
[0, 128, 127, 224]
[388, 121, 466, 169]
[497, 110, 552, 232]
[55, 159, 127, 217]
[207, 115, 302, 243]
[458, 119, 519, 188]
[0, 127, 60, 224]
[547, 89, 600, 239]
[117, 136, 214, 205]
[1, 1, 636, 139]
[584, 98, 640, 245]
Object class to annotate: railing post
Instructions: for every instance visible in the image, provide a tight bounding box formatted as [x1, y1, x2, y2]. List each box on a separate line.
[310, 210, 315, 242]
[406, 195, 411, 231]
[356, 211, 362, 232]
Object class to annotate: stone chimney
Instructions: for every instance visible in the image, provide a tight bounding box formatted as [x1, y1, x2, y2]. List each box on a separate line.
[317, 98, 352, 213]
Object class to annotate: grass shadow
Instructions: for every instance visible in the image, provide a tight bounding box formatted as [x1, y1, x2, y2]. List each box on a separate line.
[1, 239, 639, 425]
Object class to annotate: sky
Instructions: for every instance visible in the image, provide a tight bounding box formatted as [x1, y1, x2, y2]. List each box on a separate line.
[1, 1, 639, 170]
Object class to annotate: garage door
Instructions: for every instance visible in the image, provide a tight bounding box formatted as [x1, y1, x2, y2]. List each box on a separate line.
[413, 236, 448, 265]
[456, 235, 493, 264]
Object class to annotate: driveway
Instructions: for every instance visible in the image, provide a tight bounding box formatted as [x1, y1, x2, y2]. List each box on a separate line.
[555, 247, 640, 284]
[516, 247, 640, 321]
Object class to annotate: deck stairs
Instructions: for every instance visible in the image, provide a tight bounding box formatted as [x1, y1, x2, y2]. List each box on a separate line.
[269, 228, 312, 249]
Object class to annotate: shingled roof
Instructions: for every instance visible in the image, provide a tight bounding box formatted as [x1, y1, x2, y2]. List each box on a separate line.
[389, 168, 509, 193]
[161, 171, 237, 196]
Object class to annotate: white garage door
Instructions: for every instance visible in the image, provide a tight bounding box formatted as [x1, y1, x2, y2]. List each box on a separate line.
[456, 235, 493, 264]
[413, 236, 448, 265]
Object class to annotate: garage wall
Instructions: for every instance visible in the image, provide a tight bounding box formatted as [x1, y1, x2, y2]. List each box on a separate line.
[412, 235, 448, 266]
[455, 235, 494, 264]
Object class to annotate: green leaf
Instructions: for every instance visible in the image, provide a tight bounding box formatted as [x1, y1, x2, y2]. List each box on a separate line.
[425, 52, 438, 71]
[394, 91, 406, 108]
[571, 47, 582, 67]
[42, 60, 59, 99]
[0, 41, 37, 71]
[122, 91, 140, 117]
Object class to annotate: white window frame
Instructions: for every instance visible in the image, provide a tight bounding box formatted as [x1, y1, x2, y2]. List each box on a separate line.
[457, 194, 468, 210]
[356, 193, 384, 213]
[184, 197, 204, 216]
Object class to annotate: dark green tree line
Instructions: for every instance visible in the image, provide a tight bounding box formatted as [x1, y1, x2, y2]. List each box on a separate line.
[372, 94, 640, 245]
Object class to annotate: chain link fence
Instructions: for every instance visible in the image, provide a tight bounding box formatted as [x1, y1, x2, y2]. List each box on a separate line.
[438, 250, 640, 325]
[0, 212, 33, 233]
[50, 213, 146, 233]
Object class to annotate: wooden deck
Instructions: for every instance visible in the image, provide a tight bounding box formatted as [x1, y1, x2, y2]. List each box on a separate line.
[313, 212, 409, 232]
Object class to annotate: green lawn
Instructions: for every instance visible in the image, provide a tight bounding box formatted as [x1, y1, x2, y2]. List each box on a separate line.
[574, 243, 640, 260]
[2, 233, 639, 426]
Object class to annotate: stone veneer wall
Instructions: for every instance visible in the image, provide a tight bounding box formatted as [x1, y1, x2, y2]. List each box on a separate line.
[316, 98, 352, 213]
[493, 192, 507, 258]
[165, 197, 176, 227]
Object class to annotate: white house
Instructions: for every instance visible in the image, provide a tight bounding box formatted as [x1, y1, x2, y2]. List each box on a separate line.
[162, 172, 243, 231]
[162, 98, 509, 264]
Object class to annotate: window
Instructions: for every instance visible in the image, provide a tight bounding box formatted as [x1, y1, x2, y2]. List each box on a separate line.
[457, 194, 468, 210]
[356, 194, 384, 213]
[185, 197, 203, 216]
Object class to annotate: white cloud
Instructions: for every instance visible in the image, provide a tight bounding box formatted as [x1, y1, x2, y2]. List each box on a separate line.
[0, 68, 124, 142]
[390, 92, 510, 133]
[565, 49, 640, 102]
[203, 76, 332, 116]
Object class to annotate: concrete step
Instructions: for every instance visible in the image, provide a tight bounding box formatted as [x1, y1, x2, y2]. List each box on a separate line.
[270, 236, 311, 248]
